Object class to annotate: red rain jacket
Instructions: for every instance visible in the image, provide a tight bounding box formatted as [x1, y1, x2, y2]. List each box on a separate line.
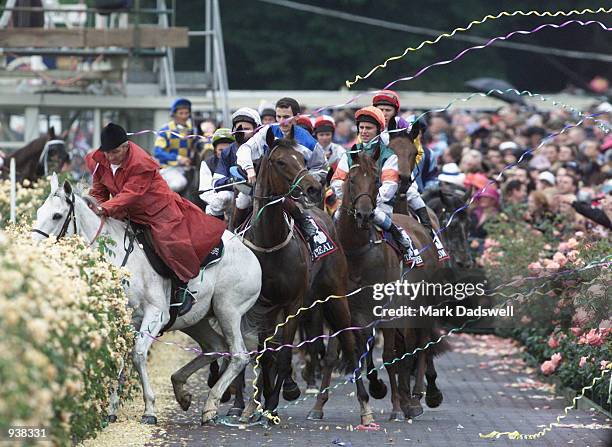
[85, 142, 226, 281]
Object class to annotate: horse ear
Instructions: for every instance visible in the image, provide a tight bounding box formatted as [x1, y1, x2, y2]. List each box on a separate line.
[48, 126, 56, 139]
[265, 126, 276, 150]
[50, 172, 59, 193]
[349, 144, 359, 164]
[408, 120, 425, 141]
[63, 179, 73, 196]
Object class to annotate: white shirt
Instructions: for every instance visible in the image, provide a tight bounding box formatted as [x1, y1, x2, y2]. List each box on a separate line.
[110, 164, 121, 176]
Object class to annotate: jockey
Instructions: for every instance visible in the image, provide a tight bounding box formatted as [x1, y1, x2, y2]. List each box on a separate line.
[372, 90, 436, 231]
[314, 115, 345, 172]
[199, 128, 235, 220]
[154, 98, 202, 192]
[295, 115, 314, 135]
[86, 123, 226, 316]
[314, 115, 346, 213]
[236, 97, 328, 254]
[331, 107, 416, 260]
[259, 103, 276, 125]
[204, 107, 261, 219]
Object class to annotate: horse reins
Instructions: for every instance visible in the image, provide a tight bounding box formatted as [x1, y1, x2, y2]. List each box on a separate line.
[340, 163, 376, 219]
[31, 193, 107, 248]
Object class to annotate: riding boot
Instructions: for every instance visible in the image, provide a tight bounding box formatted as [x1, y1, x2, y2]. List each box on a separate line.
[388, 222, 415, 256]
[230, 206, 251, 231]
[283, 199, 318, 256]
[414, 207, 433, 233]
[172, 278, 195, 317]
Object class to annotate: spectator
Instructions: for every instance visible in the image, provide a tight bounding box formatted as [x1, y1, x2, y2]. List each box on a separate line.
[503, 179, 527, 206]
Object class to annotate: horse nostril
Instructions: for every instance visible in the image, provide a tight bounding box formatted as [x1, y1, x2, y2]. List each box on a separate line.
[368, 211, 375, 220]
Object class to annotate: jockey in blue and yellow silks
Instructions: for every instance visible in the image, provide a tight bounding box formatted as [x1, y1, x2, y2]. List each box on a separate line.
[154, 98, 203, 192]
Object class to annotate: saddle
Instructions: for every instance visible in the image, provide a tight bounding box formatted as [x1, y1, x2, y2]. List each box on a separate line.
[129, 222, 224, 278]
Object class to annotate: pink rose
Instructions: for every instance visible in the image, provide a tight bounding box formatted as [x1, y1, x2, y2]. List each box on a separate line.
[600, 361, 611, 370]
[586, 329, 604, 346]
[528, 261, 542, 271]
[578, 335, 587, 345]
[570, 327, 583, 336]
[557, 242, 569, 253]
[547, 335, 559, 349]
[484, 238, 499, 248]
[543, 244, 552, 250]
[579, 356, 588, 368]
[540, 360, 557, 376]
[552, 252, 567, 267]
[566, 250, 579, 262]
[567, 237, 579, 248]
[551, 353, 562, 367]
[543, 259, 560, 270]
[573, 308, 591, 327]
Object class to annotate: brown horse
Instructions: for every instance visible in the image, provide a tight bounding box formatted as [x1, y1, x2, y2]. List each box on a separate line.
[328, 148, 448, 420]
[388, 121, 459, 411]
[239, 129, 374, 425]
[1, 128, 70, 183]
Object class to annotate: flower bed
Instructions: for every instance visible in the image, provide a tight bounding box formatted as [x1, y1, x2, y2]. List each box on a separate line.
[480, 210, 611, 413]
[0, 226, 136, 444]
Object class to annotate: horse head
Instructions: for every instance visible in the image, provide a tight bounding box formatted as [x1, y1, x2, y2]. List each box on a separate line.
[37, 127, 70, 178]
[31, 173, 78, 241]
[425, 183, 474, 268]
[258, 127, 322, 204]
[343, 147, 378, 229]
[387, 118, 424, 194]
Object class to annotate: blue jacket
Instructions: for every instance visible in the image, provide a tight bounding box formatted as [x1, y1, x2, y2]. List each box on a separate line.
[212, 142, 239, 190]
[414, 147, 438, 192]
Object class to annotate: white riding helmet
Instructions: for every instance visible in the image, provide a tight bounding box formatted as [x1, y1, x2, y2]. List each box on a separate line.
[231, 107, 262, 128]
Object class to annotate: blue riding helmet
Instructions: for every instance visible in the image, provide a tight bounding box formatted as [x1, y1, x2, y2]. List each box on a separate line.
[170, 98, 192, 115]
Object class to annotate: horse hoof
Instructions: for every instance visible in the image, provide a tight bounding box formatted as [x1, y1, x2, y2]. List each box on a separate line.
[282, 383, 301, 401]
[177, 392, 192, 411]
[368, 380, 388, 400]
[220, 389, 232, 404]
[425, 390, 443, 408]
[307, 410, 324, 420]
[226, 407, 243, 417]
[140, 415, 157, 425]
[404, 404, 423, 419]
[388, 411, 405, 422]
[305, 386, 319, 395]
[106, 415, 117, 423]
[201, 414, 218, 426]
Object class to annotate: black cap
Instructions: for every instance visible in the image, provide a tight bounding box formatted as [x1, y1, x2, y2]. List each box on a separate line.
[100, 123, 128, 152]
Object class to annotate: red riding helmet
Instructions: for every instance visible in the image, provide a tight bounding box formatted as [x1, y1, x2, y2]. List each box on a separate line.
[295, 115, 314, 134]
[355, 106, 386, 131]
[313, 115, 335, 134]
[372, 90, 400, 111]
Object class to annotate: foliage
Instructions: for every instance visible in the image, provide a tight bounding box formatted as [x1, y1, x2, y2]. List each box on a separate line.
[173, 0, 611, 92]
[0, 228, 137, 445]
[480, 214, 611, 411]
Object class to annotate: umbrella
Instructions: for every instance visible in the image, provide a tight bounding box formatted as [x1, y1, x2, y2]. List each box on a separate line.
[465, 78, 526, 105]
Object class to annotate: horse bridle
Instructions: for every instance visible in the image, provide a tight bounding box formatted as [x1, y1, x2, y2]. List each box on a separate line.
[342, 163, 376, 219]
[31, 192, 77, 240]
[31, 193, 106, 248]
[255, 143, 309, 201]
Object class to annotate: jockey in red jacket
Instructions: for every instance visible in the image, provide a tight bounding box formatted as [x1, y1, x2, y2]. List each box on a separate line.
[85, 123, 226, 315]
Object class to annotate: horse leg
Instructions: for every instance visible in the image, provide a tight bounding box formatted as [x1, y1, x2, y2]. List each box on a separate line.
[425, 351, 443, 408]
[207, 360, 233, 402]
[307, 335, 338, 420]
[323, 297, 374, 425]
[227, 369, 246, 417]
[300, 307, 325, 393]
[171, 353, 221, 411]
[382, 328, 404, 421]
[263, 315, 299, 417]
[201, 303, 251, 424]
[106, 356, 126, 422]
[366, 334, 387, 399]
[133, 305, 169, 424]
[170, 321, 226, 411]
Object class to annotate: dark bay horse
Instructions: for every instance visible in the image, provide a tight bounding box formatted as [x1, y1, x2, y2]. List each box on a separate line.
[238, 130, 374, 425]
[1, 128, 69, 183]
[313, 148, 445, 421]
